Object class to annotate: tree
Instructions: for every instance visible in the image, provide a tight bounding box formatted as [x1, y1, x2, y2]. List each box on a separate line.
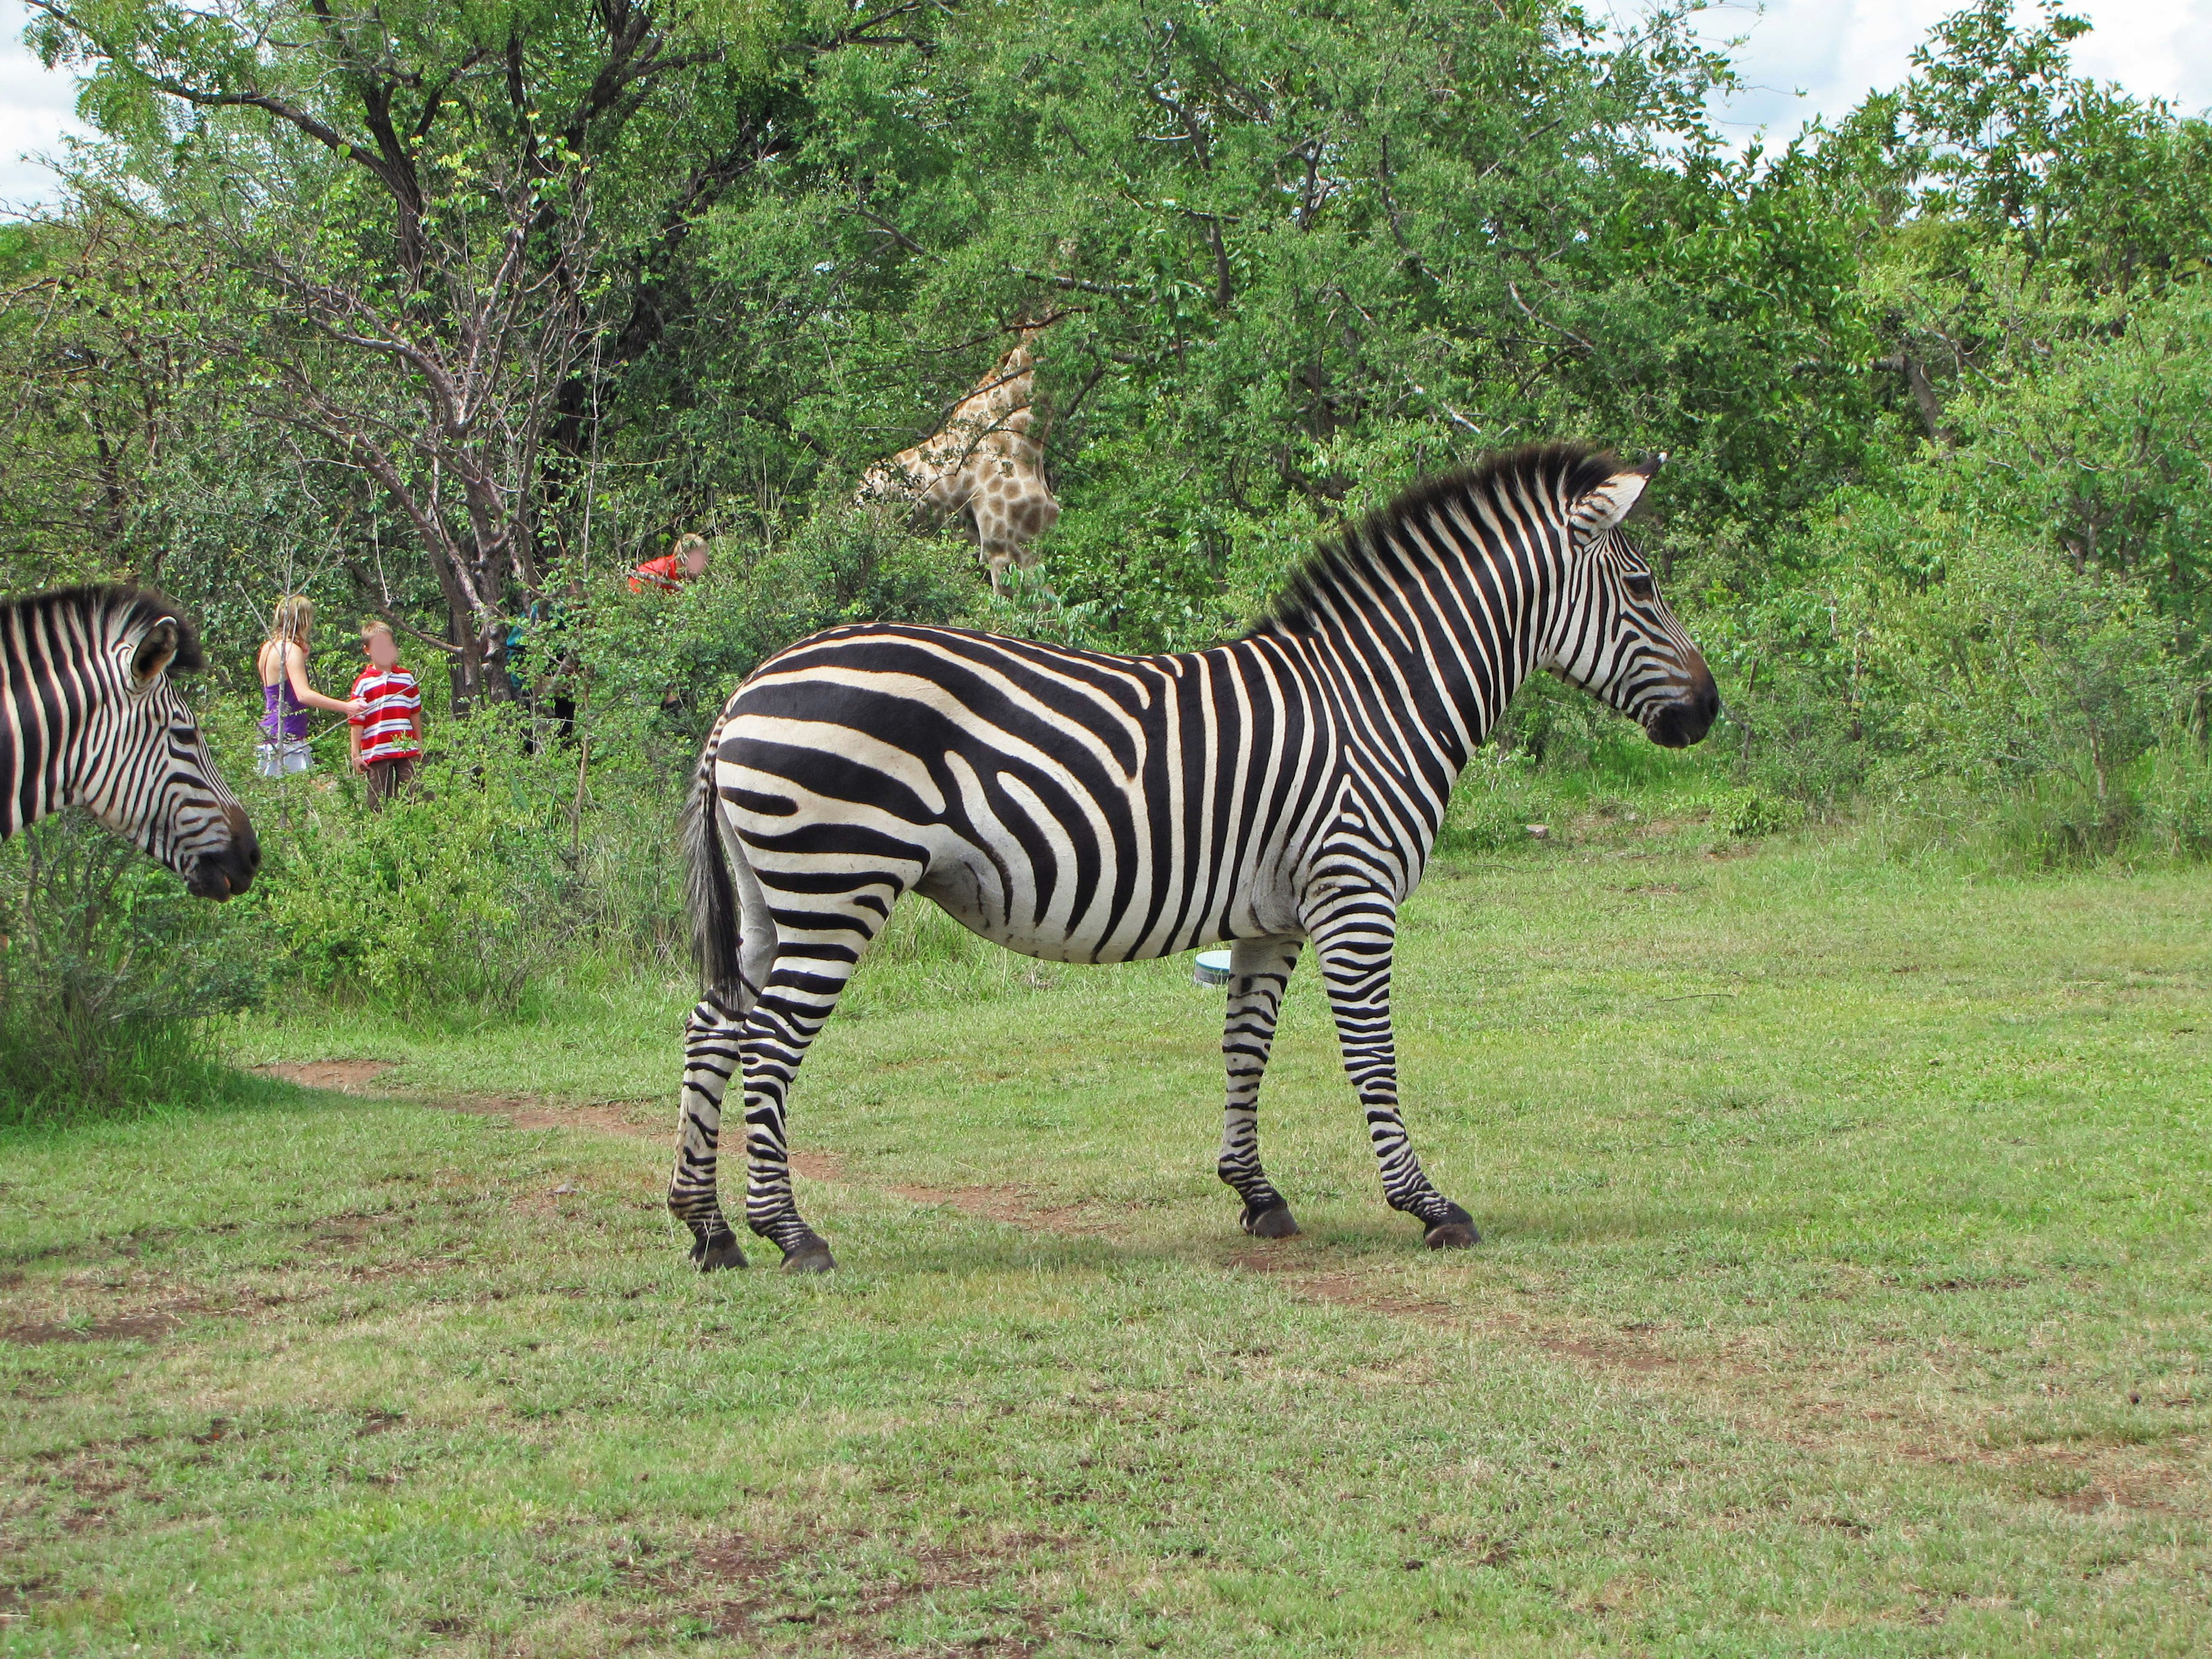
[26, 0, 796, 702]
[0, 213, 205, 586]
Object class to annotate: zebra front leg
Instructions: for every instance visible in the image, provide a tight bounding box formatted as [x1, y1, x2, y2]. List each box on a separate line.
[669, 991, 751, 1271]
[1219, 935, 1304, 1238]
[1305, 893, 1480, 1249]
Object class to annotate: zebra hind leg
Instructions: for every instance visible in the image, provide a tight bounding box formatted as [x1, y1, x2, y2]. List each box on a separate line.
[739, 884, 903, 1274]
[669, 990, 751, 1271]
[1218, 935, 1304, 1240]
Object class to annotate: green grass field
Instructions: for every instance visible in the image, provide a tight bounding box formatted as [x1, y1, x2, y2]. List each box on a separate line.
[3, 824, 2209, 1656]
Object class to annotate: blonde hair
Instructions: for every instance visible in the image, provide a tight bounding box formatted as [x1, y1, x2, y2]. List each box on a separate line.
[268, 594, 315, 649]
[359, 617, 395, 645]
[674, 533, 709, 560]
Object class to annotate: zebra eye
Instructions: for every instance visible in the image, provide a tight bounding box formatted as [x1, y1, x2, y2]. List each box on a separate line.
[1623, 572, 1656, 601]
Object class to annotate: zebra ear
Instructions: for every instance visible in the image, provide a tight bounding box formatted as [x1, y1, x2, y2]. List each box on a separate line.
[1571, 455, 1664, 540]
[130, 618, 181, 690]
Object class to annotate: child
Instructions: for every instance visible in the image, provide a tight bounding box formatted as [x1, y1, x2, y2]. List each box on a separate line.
[256, 595, 366, 777]
[628, 532, 710, 593]
[349, 620, 425, 809]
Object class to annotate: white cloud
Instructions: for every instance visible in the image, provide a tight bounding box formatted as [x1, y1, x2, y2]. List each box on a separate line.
[1691, 0, 2212, 139]
[1, 9, 90, 214]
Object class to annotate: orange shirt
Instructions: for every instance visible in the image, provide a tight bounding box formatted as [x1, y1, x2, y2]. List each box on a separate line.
[630, 552, 692, 593]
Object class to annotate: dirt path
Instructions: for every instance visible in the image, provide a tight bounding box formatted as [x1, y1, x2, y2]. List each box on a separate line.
[255, 1063, 1117, 1234]
[243, 1065, 2205, 1509]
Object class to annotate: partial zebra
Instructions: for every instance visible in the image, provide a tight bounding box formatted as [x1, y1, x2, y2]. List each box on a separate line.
[671, 444, 1717, 1271]
[0, 585, 259, 899]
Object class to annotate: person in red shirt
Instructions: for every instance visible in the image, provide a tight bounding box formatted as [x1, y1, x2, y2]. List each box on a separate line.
[348, 620, 425, 809]
[630, 532, 710, 593]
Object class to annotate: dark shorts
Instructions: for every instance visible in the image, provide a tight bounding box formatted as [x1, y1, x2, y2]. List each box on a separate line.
[363, 755, 418, 807]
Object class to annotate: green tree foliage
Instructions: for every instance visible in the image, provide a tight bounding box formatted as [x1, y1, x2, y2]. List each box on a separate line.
[22, 0, 801, 699]
[0, 0, 2208, 957]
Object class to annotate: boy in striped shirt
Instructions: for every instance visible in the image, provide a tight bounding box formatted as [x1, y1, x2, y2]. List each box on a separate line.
[349, 621, 425, 808]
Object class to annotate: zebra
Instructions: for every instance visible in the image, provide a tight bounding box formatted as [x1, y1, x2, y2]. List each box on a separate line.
[669, 444, 1717, 1271]
[0, 585, 260, 899]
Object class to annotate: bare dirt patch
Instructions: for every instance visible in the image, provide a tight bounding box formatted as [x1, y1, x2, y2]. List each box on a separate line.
[392, 1093, 2207, 1512]
[406, 1104, 1109, 1234]
[2, 1310, 182, 1346]
[650, 1529, 1052, 1652]
[1524, 1331, 1676, 1375]
[433, 1095, 661, 1138]
[1229, 1251, 1690, 1371]
[255, 1060, 396, 1092]
[19, 1439, 169, 1537]
[790, 1151, 1115, 1236]
[260, 1074, 663, 1140]
[1898, 1441, 2194, 1514]
[1248, 1263, 1460, 1324]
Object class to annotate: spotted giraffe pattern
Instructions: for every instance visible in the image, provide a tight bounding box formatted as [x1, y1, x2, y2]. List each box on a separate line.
[857, 336, 1062, 586]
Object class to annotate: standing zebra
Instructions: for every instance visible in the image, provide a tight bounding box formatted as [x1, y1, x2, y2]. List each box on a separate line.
[0, 585, 259, 899]
[671, 444, 1717, 1271]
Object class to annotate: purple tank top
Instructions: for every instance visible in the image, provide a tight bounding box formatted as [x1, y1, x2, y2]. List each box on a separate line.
[262, 676, 309, 741]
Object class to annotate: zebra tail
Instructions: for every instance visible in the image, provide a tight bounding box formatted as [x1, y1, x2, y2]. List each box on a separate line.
[685, 755, 746, 1002]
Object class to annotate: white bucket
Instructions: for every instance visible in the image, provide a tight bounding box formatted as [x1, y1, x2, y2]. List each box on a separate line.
[1192, 948, 1234, 988]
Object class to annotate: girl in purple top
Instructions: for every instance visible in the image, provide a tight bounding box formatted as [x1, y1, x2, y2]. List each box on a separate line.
[256, 595, 365, 778]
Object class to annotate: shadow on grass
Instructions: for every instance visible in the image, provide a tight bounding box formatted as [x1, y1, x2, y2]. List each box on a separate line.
[0, 1066, 361, 1146]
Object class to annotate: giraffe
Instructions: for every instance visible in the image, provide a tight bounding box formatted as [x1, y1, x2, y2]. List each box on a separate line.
[857, 332, 1060, 588]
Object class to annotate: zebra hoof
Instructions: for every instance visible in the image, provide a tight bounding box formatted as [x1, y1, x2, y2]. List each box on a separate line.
[692, 1234, 749, 1272]
[1241, 1202, 1301, 1239]
[1423, 1219, 1480, 1250]
[779, 1241, 837, 1275]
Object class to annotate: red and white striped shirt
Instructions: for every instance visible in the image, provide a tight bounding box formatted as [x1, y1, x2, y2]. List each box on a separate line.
[349, 664, 423, 764]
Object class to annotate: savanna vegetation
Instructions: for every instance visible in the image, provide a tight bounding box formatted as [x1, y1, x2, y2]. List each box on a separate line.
[2, 2, 2210, 1647]
[2, 0, 2210, 1068]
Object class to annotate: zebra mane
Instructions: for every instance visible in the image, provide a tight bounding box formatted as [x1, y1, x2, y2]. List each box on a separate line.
[1251, 442, 1624, 638]
[0, 584, 206, 674]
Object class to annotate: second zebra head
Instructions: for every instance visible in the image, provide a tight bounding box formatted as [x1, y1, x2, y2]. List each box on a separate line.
[1544, 454, 1719, 749]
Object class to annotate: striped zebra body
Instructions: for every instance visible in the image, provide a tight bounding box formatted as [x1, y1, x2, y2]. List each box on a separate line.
[0, 585, 259, 899]
[671, 445, 1717, 1271]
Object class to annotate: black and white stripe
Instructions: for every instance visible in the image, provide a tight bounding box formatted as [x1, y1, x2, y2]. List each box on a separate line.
[670, 445, 1717, 1270]
[0, 586, 259, 899]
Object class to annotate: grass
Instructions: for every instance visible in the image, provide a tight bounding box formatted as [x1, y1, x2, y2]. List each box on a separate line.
[2, 819, 2209, 1655]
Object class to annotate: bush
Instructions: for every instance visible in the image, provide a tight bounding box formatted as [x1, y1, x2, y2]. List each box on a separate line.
[1713, 787, 1793, 841]
[1437, 748, 1555, 855]
[0, 812, 263, 1122]
[246, 706, 687, 1012]
[2139, 733, 2212, 858]
[573, 505, 982, 757]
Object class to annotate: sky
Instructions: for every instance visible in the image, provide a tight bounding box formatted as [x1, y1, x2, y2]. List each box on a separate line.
[1681, 0, 2212, 140]
[3, 0, 2209, 211]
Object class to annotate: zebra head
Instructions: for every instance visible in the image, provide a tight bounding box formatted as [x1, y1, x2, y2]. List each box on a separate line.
[1542, 456, 1719, 749]
[74, 594, 261, 900]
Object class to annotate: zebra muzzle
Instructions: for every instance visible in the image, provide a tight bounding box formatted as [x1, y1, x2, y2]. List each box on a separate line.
[187, 806, 261, 900]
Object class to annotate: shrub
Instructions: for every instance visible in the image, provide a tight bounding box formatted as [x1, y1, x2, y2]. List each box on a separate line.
[573, 505, 981, 757]
[2139, 733, 2212, 858]
[0, 812, 263, 1122]
[1437, 749, 1556, 855]
[1713, 787, 1793, 841]
[247, 706, 685, 1012]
